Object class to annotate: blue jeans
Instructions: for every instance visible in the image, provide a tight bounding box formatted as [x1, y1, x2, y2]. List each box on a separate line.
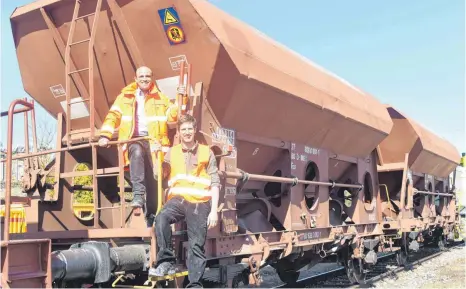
[154, 196, 211, 288]
[128, 140, 153, 208]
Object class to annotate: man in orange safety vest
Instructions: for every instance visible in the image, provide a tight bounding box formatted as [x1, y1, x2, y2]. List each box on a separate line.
[98, 66, 184, 216]
[149, 114, 220, 288]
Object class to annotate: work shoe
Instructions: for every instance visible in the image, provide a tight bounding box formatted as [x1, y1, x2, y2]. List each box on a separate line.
[148, 262, 176, 277]
[131, 195, 145, 215]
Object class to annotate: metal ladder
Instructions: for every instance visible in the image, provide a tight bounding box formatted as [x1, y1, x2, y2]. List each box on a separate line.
[90, 143, 127, 228]
[64, 0, 128, 229]
[64, 0, 103, 147]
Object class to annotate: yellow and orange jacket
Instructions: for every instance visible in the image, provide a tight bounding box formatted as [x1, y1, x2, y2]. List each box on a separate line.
[100, 81, 178, 166]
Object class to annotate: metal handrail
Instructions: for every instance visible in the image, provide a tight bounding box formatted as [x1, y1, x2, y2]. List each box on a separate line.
[0, 136, 152, 163]
[3, 98, 34, 242]
[218, 170, 363, 189]
[413, 190, 453, 197]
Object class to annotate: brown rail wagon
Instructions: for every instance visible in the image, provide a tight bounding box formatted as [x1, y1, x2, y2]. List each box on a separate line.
[0, 0, 460, 288]
[377, 104, 460, 265]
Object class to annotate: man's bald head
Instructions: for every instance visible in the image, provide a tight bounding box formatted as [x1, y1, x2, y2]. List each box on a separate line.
[136, 66, 152, 77]
[135, 66, 154, 92]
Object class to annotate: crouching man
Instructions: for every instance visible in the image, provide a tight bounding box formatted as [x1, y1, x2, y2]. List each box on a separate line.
[149, 114, 220, 288]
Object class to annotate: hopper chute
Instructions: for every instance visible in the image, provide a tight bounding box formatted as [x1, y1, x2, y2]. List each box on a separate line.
[378, 105, 460, 178]
[11, 0, 392, 157]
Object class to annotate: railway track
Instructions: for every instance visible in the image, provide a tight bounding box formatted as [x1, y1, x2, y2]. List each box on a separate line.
[272, 241, 464, 288]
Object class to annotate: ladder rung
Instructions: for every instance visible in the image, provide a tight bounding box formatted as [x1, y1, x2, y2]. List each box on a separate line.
[96, 204, 132, 211]
[96, 173, 119, 178]
[96, 206, 121, 211]
[68, 98, 90, 105]
[68, 68, 89, 74]
[70, 38, 91, 46]
[76, 12, 96, 21]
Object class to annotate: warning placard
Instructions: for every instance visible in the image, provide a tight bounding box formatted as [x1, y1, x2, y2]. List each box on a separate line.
[164, 9, 179, 25]
[158, 7, 186, 46]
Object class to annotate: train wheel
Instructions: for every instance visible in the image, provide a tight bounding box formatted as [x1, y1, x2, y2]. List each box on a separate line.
[438, 236, 446, 251]
[276, 268, 299, 285]
[397, 233, 409, 266]
[231, 270, 250, 288]
[396, 249, 408, 266]
[345, 258, 366, 284]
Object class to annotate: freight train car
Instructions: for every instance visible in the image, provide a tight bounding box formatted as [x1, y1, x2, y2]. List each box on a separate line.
[0, 0, 461, 288]
[376, 105, 460, 265]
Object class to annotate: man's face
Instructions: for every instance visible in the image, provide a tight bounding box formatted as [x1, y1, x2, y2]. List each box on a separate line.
[135, 67, 153, 91]
[179, 122, 195, 144]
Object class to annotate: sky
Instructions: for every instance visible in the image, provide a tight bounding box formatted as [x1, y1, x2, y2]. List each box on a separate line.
[1, 0, 465, 155]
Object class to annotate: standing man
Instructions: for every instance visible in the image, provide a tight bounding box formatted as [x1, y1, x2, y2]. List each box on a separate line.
[98, 66, 184, 216]
[149, 114, 220, 288]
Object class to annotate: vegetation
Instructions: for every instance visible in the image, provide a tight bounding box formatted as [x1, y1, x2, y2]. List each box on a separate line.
[117, 175, 133, 201]
[1, 115, 131, 204]
[73, 163, 94, 204]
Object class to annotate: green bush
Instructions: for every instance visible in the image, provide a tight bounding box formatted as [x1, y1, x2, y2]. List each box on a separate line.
[73, 163, 93, 204]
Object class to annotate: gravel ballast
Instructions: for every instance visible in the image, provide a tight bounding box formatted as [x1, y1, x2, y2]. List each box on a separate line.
[374, 243, 466, 289]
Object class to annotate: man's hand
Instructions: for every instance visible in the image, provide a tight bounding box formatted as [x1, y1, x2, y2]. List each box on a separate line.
[177, 85, 186, 95]
[207, 210, 218, 229]
[98, 137, 109, 148]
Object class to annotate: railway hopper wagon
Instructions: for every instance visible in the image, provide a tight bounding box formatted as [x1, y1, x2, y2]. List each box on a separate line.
[0, 0, 459, 288]
[377, 105, 460, 265]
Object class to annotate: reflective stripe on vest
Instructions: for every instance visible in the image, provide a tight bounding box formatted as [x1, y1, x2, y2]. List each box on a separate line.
[168, 143, 211, 202]
[168, 174, 212, 187]
[99, 81, 178, 167]
[168, 187, 212, 197]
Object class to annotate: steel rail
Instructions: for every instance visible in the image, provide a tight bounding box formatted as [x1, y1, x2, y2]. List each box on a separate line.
[357, 242, 464, 287]
[272, 253, 396, 288]
[272, 242, 463, 288]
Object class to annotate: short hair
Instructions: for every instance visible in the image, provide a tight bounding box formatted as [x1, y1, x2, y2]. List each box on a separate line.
[177, 114, 197, 130]
[136, 66, 152, 77]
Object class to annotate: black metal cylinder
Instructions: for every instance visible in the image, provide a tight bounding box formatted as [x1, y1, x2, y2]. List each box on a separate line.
[52, 248, 97, 282]
[51, 244, 149, 283]
[110, 245, 148, 272]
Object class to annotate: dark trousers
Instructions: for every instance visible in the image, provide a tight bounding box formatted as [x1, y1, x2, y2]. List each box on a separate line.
[155, 196, 211, 288]
[128, 140, 153, 208]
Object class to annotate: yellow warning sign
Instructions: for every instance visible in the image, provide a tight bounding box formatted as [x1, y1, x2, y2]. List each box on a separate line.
[166, 26, 185, 44]
[164, 9, 179, 25]
[158, 7, 186, 46]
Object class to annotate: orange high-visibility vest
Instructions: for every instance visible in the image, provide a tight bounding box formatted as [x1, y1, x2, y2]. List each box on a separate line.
[167, 144, 212, 203]
[100, 82, 178, 166]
